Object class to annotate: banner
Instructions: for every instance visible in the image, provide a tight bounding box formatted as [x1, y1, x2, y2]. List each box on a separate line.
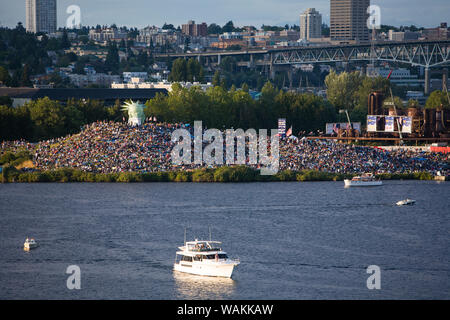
[325, 123, 361, 135]
[278, 118, 286, 137]
[401, 116, 412, 133]
[367, 116, 377, 132]
[385, 116, 395, 132]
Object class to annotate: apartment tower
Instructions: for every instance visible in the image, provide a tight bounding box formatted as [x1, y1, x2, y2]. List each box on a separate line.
[300, 8, 322, 40]
[330, 0, 370, 42]
[26, 0, 57, 34]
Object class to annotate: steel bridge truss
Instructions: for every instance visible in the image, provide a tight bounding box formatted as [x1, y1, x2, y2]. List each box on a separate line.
[271, 41, 450, 68]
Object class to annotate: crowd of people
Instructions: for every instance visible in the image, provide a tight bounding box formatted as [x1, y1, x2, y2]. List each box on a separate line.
[1, 120, 449, 175]
[279, 138, 448, 175]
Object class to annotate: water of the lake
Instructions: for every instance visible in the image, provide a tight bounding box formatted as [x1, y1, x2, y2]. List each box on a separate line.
[0, 181, 449, 299]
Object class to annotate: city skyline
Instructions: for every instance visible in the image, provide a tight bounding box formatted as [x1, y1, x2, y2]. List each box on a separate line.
[0, 0, 449, 30]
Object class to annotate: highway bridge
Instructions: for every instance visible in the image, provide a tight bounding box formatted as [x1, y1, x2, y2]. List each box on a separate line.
[156, 40, 450, 93]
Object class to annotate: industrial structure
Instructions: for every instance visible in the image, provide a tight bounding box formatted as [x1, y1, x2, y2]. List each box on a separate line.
[366, 91, 450, 139]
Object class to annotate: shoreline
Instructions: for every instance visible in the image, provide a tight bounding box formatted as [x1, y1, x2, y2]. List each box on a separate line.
[1, 166, 439, 183]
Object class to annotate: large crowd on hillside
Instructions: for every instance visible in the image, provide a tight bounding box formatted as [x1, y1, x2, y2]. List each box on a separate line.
[1, 121, 449, 175]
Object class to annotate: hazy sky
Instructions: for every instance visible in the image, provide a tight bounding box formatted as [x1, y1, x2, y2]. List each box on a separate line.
[0, 0, 448, 29]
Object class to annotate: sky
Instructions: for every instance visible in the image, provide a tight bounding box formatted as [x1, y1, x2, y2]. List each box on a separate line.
[0, 0, 449, 29]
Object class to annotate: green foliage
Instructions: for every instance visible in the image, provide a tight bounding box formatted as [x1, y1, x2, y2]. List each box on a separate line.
[0, 97, 119, 142]
[145, 82, 336, 132]
[1, 166, 437, 184]
[325, 70, 392, 123]
[105, 42, 120, 74]
[169, 58, 204, 82]
[425, 90, 450, 109]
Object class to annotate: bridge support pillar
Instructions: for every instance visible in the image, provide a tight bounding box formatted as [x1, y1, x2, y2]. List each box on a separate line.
[424, 67, 430, 95]
[443, 68, 448, 92]
[218, 54, 221, 65]
[287, 68, 293, 89]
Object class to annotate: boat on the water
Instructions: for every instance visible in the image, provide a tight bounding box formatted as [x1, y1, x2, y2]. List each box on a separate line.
[24, 238, 38, 251]
[396, 199, 416, 206]
[173, 239, 240, 278]
[344, 173, 382, 187]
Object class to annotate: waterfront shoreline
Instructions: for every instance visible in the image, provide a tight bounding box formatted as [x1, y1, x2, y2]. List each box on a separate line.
[1, 166, 437, 183]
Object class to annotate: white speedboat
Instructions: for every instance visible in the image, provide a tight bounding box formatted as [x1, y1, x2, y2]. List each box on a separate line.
[174, 240, 240, 278]
[24, 238, 38, 251]
[344, 173, 382, 187]
[396, 199, 416, 206]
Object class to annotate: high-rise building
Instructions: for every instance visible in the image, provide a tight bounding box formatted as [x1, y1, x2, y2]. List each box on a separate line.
[300, 8, 322, 40]
[181, 20, 208, 37]
[26, 0, 57, 34]
[330, 0, 370, 42]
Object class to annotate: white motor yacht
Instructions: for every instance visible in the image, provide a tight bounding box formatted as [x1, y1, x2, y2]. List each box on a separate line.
[174, 239, 240, 278]
[344, 173, 382, 187]
[24, 238, 38, 251]
[396, 199, 416, 206]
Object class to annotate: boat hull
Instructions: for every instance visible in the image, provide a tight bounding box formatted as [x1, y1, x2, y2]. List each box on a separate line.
[24, 244, 38, 251]
[174, 261, 237, 278]
[344, 180, 382, 187]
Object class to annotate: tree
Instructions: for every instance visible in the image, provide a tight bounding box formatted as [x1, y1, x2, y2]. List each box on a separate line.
[28, 98, 67, 139]
[325, 70, 365, 111]
[20, 64, 32, 87]
[407, 99, 420, 108]
[207, 23, 222, 35]
[212, 70, 221, 87]
[61, 29, 71, 49]
[105, 42, 120, 74]
[425, 90, 450, 109]
[168, 58, 188, 82]
[222, 21, 236, 33]
[0, 66, 12, 86]
[162, 23, 175, 30]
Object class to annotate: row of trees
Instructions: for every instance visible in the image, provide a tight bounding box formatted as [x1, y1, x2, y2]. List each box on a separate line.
[0, 98, 125, 141]
[168, 58, 204, 82]
[146, 82, 336, 131]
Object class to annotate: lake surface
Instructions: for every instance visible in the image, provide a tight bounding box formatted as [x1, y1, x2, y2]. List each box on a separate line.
[0, 181, 449, 299]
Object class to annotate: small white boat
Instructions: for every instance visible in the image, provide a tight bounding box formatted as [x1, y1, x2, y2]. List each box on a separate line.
[24, 238, 38, 251]
[174, 239, 240, 278]
[344, 173, 382, 187]
[396, 199, 416, 206]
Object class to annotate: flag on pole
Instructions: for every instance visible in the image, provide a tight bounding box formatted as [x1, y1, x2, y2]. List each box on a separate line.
[286, 126, 292, 137]
[387, 69, 393, 80]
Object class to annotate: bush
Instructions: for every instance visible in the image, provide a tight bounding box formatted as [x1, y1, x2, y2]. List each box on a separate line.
[175, 171, 191, 182]
[191, 169, 214, 182]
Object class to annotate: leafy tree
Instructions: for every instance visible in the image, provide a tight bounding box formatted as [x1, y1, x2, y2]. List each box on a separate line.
[425, 90, 450, 109]
[407, 99, 420, 108]
[212, 70, 221, 87]
[222, 21, 236, 33]
[28, 98, 67, 139]
[168, 58, 187, 82]
[20, 64, 32, 87]
[207, 23, 222, 35]
[105, 42, 120, 74]
[0, 66, 12, 86]
[325, 70, 365, 111]
[61, 29, 71, 49]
